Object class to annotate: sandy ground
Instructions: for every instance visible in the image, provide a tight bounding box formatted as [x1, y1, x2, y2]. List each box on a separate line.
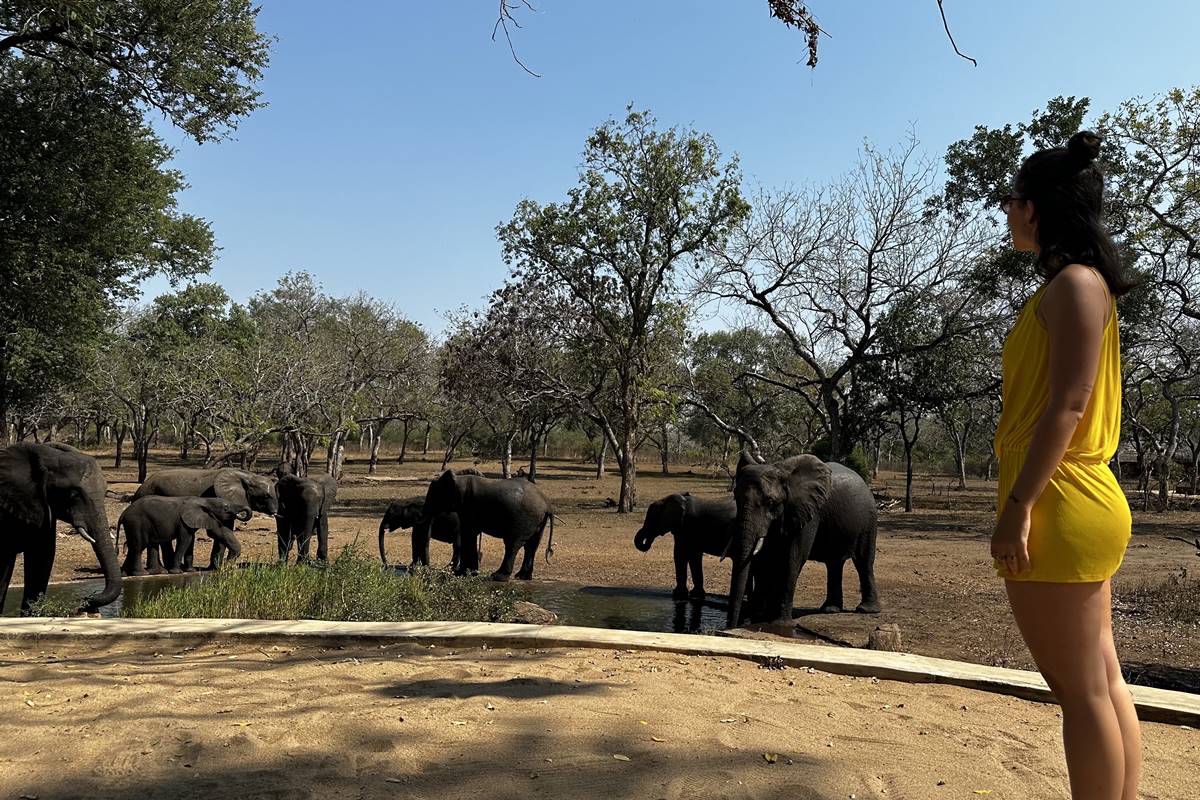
[22, 451, 1199, 690]
[1, 638, 1196, 800]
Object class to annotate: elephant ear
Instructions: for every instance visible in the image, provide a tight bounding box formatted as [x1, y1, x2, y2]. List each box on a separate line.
[662, 494, 688, 529]
[180, 499, 214, 531]
[780, 455, 832, 530]
[0, 444, 51, 530]
[213, 469, 250, 508]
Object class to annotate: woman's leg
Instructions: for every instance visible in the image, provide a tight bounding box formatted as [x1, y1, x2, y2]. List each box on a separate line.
[1098, 580, 1142, 800]
[1005, 579, 1125, 800]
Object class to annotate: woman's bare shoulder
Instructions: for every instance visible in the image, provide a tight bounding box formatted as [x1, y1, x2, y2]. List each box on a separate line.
[1036, 264, 1109, 330]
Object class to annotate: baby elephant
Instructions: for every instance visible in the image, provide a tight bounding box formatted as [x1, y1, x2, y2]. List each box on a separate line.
[377, 497, 468, 571]
[276, 473, 338, 563]
[117, 497, 251, 576]
[634, 492, 737, 601]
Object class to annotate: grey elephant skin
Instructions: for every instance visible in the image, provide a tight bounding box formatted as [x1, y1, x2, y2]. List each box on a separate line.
[276, 473, 337, 562]
[117, 497, 251, 575]
[0, 443, 121, 614]
[634, 492, 737, 601]
[420, 469, 554, 581]
[377, 497, 466, 570]
[134, 467, 278, 569]
[727, 451, 881, 627]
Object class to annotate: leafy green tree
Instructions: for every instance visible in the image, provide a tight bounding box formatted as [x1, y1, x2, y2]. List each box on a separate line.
[0, 55, 213, 440]
[1, 0, 271, 142]
[499, 107, 747, 511]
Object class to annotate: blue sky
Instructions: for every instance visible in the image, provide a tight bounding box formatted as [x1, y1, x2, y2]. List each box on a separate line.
[145, 1, 1200, 334]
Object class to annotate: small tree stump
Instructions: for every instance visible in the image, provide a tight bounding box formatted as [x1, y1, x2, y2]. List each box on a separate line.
[868, 623, 902, 652]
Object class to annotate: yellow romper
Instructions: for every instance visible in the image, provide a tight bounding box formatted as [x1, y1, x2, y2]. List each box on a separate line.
[992, 266, 1131, 582]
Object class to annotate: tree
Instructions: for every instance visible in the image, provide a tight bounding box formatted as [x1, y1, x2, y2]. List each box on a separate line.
[1, 0, 271, 143]
[0, 54, 213, 440]
[702, 138, 992, 461]
[498, 107, 747, 510]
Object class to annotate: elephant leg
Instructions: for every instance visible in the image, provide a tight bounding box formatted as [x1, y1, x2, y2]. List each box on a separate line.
[316, 513, 329, 562]
[491, 537, 519, 581]
[295, 522, 314, 563]
[20, 527, 55, 614]
[515, 529, 542, 580]
[688, 549, 706, 601]
[169, 530, 195, 574]
[671, 537, 690, 600]
[210, 527, 241, 568]
[0, 547, 17, 613]
[853, 534, 882, 614]
[456, 530, 480, 576]
[122, 542, 144, 577]
[774, 522, 817, 623]
[820, 558, 846, 613]
[276, 516, 292, 562]
[146, 543, 167, 575]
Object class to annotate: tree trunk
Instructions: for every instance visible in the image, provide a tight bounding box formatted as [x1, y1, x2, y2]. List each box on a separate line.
[617, 422, 637, 513]
[327, 430, 346, 480]
[528, 432, 540, 482]
[369, 420, 389, 475]
[114, 424, 127, 468]
[398, 418, 411, 464]
[500, 432, 514, 479]
[659, 421, 670, 475]
[721, 433, 732, 468]
[422, 421, 431, 455]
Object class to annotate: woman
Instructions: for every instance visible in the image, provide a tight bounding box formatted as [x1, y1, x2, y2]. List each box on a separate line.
[991, 130, 1141, 800]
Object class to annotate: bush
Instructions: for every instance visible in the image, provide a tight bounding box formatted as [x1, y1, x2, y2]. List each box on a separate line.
[124, 548, 519, 623]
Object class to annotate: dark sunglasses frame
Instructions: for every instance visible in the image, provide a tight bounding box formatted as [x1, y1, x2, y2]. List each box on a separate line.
[999, 193, 1025, 212]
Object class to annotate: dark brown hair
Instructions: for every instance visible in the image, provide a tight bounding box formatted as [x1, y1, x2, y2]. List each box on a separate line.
[1014, 131, 1138, 297]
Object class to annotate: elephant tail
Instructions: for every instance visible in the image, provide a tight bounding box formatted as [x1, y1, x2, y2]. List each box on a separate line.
[543, 512, 555, 564]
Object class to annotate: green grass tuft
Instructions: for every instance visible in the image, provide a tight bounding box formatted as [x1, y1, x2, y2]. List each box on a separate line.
[26, 593, 86, 617]
[123, 548, 519, 623]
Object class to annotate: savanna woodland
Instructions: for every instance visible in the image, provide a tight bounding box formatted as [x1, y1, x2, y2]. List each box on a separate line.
[2, 2, 1199, 798]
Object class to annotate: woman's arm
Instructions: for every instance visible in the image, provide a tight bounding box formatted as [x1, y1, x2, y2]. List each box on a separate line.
[1006, 264, 1111, 512]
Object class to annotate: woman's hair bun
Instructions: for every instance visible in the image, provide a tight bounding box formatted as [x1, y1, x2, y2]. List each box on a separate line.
[1066, 130, 1102, 167]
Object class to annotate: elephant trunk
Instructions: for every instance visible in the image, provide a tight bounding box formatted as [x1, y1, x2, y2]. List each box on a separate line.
[82, 508, 121, 611]
[235, 507, 253, 522]
[726, 519, 765, 628]
[378, 519, 390, 565]
[633, 527, 656, 552]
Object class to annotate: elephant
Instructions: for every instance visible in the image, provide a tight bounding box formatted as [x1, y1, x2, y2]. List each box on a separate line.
[116, 497, 251, 576]
[377, 497, 468, 571]
[275, 473, 337, 563]
[134, 467, 278, 569]
[0, 443, 121, 614]
[633, 492, 737, 601]
[727, 451, 881, 628]
[419, 469, 554, 581]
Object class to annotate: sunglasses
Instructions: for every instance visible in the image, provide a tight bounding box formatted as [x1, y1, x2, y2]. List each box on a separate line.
[999, 193, 1025, 213]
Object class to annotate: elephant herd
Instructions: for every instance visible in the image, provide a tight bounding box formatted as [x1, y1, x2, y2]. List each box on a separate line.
[1, 442, 880, 628]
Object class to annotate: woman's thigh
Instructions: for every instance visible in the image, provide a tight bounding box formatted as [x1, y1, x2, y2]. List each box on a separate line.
[1005, 579, 1111, 696]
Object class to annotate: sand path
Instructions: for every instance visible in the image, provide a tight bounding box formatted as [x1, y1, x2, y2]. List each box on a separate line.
[1, 639, 1194, 799]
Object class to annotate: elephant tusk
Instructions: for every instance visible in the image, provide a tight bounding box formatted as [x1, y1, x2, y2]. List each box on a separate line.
[76, 527, 96, 545]
[751, 537, 765, 558]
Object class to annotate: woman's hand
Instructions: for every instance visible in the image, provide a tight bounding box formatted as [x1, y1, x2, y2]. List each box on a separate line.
[991, 498, 1033, 576]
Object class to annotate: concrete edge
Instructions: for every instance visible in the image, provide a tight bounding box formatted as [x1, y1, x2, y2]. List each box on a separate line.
[1, 618, 1196, 726]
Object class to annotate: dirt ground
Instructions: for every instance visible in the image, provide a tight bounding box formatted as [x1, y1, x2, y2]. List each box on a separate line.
[1, 638, 1196, 800]
[18, 450, 1200, 689]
